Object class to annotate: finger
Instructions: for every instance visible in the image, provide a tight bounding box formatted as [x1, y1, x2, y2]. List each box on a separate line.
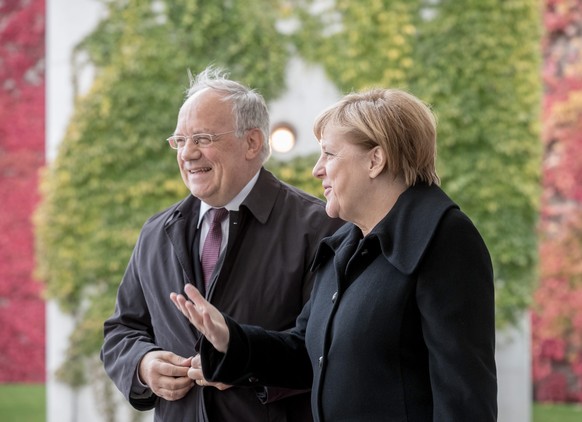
[174, 293, 191, 316]
[159, 351, 192, 368]
[191, 354, 202, 368]
[158, 383, 194, 401]
[173, 294, 202, 330]
[159, 362, 190, 378]
[184, 283, 206, 307]
[183, 300, 205, 331]
[170, 292, 184, 313]
[188, 366, 204, 381]
[181, 356, 193, 368]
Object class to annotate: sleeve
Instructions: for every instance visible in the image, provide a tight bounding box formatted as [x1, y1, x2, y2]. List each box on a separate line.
[200, 300, 314, 391]
[416, 209, 497, 421]
[100, 235, 161, 411]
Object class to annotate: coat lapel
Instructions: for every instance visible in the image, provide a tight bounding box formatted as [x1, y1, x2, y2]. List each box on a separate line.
[164, 195, 202, 288]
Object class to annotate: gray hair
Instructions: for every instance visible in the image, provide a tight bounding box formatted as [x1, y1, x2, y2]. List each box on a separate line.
[186, 66, 271, 162]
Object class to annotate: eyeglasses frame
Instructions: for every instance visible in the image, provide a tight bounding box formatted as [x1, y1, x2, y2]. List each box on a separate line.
[166, 130, 236, 150]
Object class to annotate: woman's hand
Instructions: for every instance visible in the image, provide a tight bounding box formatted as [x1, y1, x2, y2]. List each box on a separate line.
[188, 354, 232, 391]
[170, 283, 230, 353]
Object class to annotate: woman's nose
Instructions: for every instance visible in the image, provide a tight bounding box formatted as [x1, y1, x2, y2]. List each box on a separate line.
[312, 156, 324, 178]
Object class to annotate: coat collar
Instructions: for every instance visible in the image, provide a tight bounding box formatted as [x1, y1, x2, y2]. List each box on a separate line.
[163, 167, 280, 229]
[239, 167, 280, 224]
[312, 183, 458, 275]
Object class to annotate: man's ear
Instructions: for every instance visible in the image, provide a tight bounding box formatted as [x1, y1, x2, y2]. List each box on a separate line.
[245, 128, 264, 160]
[369, 146, 386, 178]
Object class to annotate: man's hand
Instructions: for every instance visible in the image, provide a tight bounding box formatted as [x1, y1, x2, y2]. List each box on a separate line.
[138, 351, 194, 401]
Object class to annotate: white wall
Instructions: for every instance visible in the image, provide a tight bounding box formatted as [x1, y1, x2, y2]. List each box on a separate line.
[269, 57, 341, 158]
[497, 314, 532, 422]
[46, 1, 532, 420]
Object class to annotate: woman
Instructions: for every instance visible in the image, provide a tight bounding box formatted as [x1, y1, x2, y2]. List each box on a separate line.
[171, 88, 497, 421]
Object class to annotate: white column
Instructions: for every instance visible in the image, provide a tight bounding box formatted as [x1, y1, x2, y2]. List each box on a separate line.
[496, 313, 532, 422]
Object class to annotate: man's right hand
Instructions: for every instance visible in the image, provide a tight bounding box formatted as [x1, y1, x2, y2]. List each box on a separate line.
[138, 351, 194, 401]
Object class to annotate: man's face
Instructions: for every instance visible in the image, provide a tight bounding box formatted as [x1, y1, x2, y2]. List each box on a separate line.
[174, 89, 249, 206]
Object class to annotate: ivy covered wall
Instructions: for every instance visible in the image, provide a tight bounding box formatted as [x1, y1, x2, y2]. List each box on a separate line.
[34, 0, 290, 386]
[34, 0, 545, 402]
[292, 0, 542, 327]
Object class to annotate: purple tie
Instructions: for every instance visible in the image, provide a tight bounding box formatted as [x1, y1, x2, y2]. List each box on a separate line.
[201, 208, 229, 291]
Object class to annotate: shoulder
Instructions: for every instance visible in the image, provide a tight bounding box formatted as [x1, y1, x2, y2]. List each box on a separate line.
[431, 207, 490, 258]
[277, 179, 327, 212]
[258, 168, 326, 208]
[248, 168, 338, 227]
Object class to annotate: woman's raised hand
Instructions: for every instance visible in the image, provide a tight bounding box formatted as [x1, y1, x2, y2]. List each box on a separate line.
[170, 283, 230, 353]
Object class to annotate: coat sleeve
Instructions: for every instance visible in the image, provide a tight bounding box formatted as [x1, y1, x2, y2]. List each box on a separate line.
[201, 300, 314, 391]
[100, 236, 161, 411]
[416, 209, 497, 421]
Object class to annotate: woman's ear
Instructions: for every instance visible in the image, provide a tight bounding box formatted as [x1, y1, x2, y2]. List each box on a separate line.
[245, 128, 264, 160]
[368, 146, 386, 178]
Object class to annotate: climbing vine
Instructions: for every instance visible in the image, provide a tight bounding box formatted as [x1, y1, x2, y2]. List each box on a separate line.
[532, 0, 582, 403]
[0, 0, 45, 382]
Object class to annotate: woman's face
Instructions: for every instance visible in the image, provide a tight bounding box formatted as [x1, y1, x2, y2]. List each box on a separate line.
[312, 125, 372, 222]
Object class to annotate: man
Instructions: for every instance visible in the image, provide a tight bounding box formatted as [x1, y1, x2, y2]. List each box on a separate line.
[100, 66, 344, 421]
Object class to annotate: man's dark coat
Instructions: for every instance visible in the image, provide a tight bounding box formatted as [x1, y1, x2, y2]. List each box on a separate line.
[101, 168, 344, 421]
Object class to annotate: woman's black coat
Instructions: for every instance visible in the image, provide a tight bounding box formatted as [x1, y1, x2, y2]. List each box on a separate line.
[202, 182, 497, 421]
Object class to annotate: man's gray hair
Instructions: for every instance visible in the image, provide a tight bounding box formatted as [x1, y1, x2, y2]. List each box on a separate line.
[186, 66, 271, 162]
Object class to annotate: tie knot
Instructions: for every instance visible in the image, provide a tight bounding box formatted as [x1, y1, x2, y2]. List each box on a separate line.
[208, 207, 228, 224]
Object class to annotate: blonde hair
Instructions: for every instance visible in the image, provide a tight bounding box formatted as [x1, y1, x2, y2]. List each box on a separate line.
[314, 88, 440, 186]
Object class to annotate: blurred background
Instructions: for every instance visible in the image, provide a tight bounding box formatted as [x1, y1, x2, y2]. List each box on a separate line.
[1, 0, 581, 420]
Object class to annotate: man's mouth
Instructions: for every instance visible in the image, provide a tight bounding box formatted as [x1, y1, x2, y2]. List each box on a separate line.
[188, 167, 211, 174]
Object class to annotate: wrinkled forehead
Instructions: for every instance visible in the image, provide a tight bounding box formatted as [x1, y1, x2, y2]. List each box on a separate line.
[176, 89, 233, 130]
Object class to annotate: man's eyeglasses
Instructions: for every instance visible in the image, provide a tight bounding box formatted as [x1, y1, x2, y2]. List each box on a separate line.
[166, 130, 236, 149]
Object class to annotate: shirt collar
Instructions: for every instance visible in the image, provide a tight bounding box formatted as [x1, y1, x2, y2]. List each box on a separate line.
[197, 170, 261, 228]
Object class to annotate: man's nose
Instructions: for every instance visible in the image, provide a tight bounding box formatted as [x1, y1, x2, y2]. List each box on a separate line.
[179, 140, 202, 159]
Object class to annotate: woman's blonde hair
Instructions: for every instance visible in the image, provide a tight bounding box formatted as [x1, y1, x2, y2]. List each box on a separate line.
[314, 88, 440, 186]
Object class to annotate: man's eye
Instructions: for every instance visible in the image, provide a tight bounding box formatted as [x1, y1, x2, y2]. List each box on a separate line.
[194, 135, 212, 144]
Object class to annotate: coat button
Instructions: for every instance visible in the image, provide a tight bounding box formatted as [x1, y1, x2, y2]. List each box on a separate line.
[332, 292, 338, 303]
[318, 356, 324, 368]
